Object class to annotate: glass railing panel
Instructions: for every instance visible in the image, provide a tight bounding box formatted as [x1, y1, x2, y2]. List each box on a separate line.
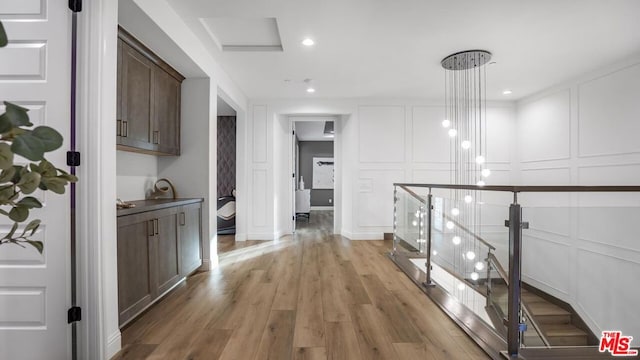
[393, 187, 427, 254]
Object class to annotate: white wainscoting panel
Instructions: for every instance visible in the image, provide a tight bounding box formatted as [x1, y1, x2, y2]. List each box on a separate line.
[411, 169, 450, 184]
[357, 169, 404, 227]
[578, 207, 640, 254]
[252, 105, 268, 163]
[411, 106, 448, 163]
[0, 41, 47, 81]
[518, 90, 571, 162]
[251, 169, 268, 227]
[522, 235, 570, 295]
[358, 106, 405, 163]
[576, 248, 640, 339]
[486, 107, 513, 164]
[578, 63, 640, 158]
[0, 0, 45, 20]
[578, 163, 640, 185]
[0, 287, 46, 328]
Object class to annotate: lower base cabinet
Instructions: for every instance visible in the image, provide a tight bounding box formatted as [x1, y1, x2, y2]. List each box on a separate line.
[117, 200, 202, 327]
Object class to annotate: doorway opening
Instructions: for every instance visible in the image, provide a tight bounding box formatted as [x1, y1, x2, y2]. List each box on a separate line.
[291, 116, 336, 233]
[216, 96, 239, 253]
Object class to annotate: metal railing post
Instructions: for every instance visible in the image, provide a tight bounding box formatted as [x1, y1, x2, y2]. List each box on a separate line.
[507, 194, 523, 357]
[425, 189, 435, 287]
[392, 186, 398, 254]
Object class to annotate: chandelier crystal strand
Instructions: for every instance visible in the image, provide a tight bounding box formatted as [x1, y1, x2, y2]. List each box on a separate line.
[442, 50, 491, 283]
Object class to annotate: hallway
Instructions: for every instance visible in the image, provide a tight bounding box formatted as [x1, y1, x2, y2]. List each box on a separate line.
[113, 226, 490, 359]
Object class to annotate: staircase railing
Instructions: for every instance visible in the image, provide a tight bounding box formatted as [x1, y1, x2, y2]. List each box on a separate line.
[390, 183, 640, 359]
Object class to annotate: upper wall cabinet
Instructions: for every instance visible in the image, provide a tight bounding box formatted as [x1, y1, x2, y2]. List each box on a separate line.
[117, 27, 184, 156]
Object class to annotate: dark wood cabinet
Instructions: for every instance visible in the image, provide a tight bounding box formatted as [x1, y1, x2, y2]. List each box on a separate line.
[117, 27, 184, 155]
[117, 199, 202, 327]
[179, 203, 203, 277]
[116, 213, 154, 325]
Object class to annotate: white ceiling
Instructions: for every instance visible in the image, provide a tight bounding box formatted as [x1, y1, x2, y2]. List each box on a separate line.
[167, 0, 640, 100]
[294, 117, 336, 141]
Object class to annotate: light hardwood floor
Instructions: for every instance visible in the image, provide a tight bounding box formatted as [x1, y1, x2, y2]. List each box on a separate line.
[113, 213, 490, 360]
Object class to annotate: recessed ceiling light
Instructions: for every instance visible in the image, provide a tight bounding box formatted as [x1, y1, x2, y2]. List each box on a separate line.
[302, 38, 315, 46]
[503, 89, 512, 95]
[306, 87, 315, 93]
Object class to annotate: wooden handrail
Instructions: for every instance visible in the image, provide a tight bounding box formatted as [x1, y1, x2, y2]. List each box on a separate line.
[394, 183, 640, 193]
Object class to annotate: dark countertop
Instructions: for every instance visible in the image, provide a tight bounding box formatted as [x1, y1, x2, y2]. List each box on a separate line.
[117, 198, 203, 217]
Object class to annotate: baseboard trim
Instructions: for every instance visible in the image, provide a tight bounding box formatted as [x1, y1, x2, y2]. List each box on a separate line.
[234, 233, 247, 242]
[201, 258, 213, 271]
[106, 331, 122, 359]
[247, 233, 276, 240]
[310, 206, 334, 210]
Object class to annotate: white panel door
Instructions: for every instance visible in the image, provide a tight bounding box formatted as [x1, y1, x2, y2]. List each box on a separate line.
[0, 1, 72, 359]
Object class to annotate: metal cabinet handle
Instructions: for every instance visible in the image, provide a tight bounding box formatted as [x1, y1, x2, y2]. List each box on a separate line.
[153, 219, 158, 235]
[117, 120, 122, 136]
[153, 130, 160, 144]
[148, 220, 154, 236]
[180, 212, 185, 226]
[122, 120, 128, 137]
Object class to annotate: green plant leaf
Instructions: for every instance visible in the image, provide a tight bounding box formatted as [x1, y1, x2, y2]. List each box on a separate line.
[38, 160, 57, 177]
[17, 196, 42, 209]
[2, 222, 18, 240]
[0, 166, 16, 183]
[0, 184, 15, 202]
[26, 240, 43, 254]
[0, 21, 7, 47]
[0, 114, 13, 134]
[22, 219, 40, 237]
[40, 176, 66, 194]
[32, 126, 63, 152]
[3, 102, 32, 127]
[9, 206, 29, 222]
[0, 143, 13, 170]
[17, 171, 41, 194]
[11, 133, 45, 161]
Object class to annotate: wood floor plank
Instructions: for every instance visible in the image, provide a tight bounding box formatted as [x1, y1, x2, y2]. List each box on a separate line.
[112, 211, 490, 360]
[293, 244, 325, 347]
[292, 347, 327, 360]
[254, 310, 296, 360]
[325, 321, 363, 360]
[337, 260, 371, 305]
[110, 344, 157, 360]
[349, 304, 399, 360]
[360, 273, 423, 343]
[182, 329, 232, 360]
[217, 283, 278, 360]
[319, 243, 350, 322]
[391, 289, 490, 360]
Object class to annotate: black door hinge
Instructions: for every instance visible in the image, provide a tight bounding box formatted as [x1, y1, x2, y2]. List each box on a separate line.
[68, 306, 82, 323]
[69, 0, 82, 12]
[67, 151, 81, 166]
[292, 216, 295, 220]
[292, 130, 295, 135]
[292, 173, 295, 178]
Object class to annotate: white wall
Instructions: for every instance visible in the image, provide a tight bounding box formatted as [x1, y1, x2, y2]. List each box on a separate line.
[158, 78, 214, 267]
[516, 55, 640, 339]
[116, 151, 158, 200]
[249, 99, 516, 240]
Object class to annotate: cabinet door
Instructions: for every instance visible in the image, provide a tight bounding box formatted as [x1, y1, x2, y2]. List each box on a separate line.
[154, 210, 181, 295]
[116, 38, 123, 144]
[153, 68, 181, 155]
[120, 41, 154, 151]
[117, 216, 154, 326]
[179, 203, 202, 277]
